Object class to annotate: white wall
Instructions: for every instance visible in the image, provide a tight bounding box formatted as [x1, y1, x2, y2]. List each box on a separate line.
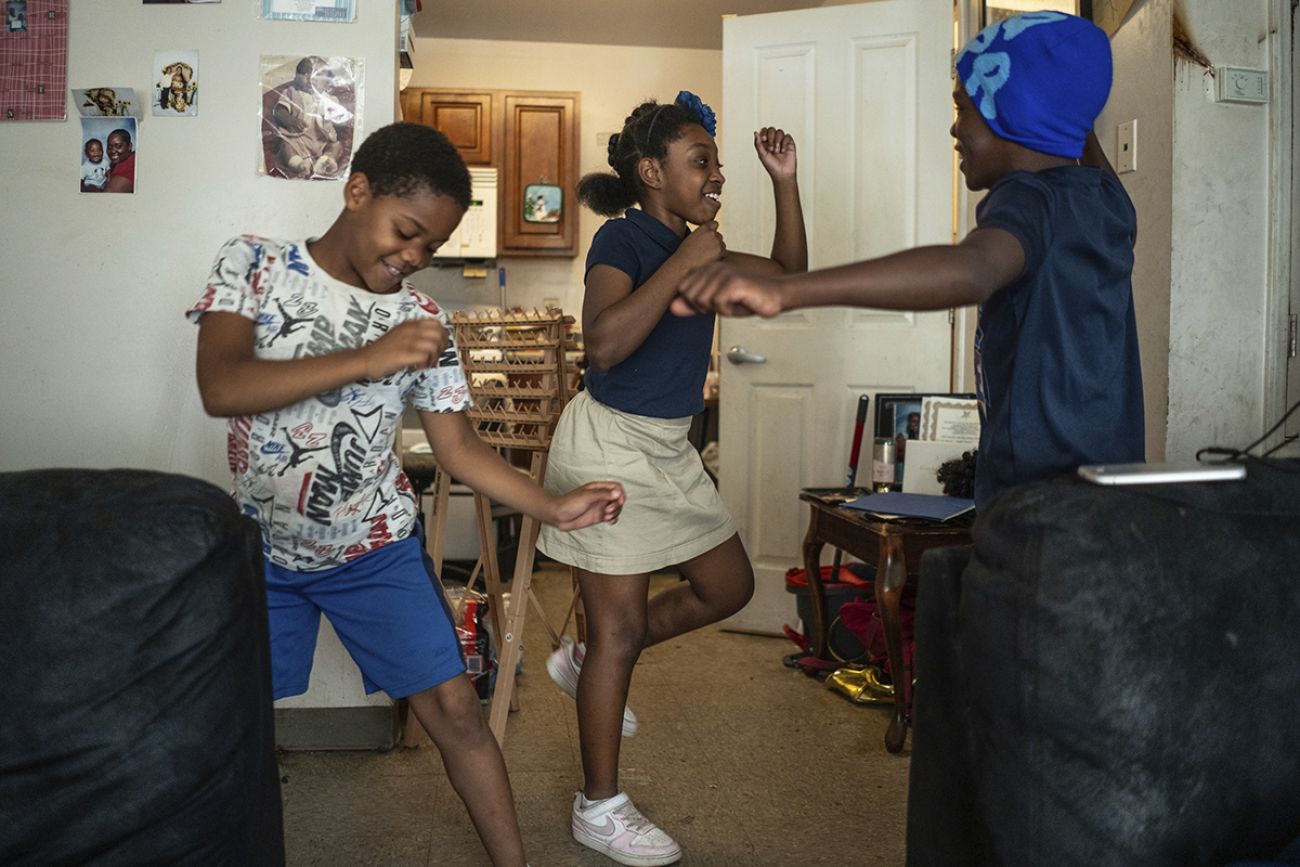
[2, 5, 1285, 475]
[1165, 0, 1276, 460]
[1101, 0, 1175, 460]
[404, 36, 722, 316]
[0, 2, 399, 483]
[1096, 0, 1280, 461]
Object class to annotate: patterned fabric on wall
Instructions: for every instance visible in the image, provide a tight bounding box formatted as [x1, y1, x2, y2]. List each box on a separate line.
[1, 0, 68, 121]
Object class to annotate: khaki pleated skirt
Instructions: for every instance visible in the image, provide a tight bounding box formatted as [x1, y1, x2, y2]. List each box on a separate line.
[537, 391, 736, 575]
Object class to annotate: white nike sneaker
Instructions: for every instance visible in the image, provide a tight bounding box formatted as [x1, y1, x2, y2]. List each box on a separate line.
[571, 791, 681, 866]
[546, 636, 638, 737]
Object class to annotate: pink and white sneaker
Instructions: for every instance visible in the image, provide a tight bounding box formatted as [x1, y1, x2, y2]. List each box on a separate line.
[546, 636, 639, 737]
[571, 791, 681, 866]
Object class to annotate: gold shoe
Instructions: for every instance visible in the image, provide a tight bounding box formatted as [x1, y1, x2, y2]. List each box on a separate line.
[856, 666, 896, 702]
[825, 666, 894, 705]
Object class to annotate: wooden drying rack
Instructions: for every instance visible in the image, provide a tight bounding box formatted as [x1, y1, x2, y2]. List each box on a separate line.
[404, 308, 581, 746]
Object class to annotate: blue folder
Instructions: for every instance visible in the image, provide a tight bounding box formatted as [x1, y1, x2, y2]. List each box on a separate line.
[842, 492, 975, 522]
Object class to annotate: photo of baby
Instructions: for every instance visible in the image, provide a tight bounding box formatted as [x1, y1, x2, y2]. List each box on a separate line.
[78, 116, 136, 194]
[258, 55, 362, 181]
[79, 137, 109, 192]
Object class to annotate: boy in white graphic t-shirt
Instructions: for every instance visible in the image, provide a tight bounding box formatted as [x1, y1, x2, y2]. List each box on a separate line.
[188, 122, 624, 867]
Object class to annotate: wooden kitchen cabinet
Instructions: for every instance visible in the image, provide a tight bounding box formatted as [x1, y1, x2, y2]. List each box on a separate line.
[400, 89, 494, 165]
[402, 87, 580, 258]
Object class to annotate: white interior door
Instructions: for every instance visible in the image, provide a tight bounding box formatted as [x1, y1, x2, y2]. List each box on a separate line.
[719, 0, 955, 634]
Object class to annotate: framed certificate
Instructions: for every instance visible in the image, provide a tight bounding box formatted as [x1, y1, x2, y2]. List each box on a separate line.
[920, 397, 981, 444]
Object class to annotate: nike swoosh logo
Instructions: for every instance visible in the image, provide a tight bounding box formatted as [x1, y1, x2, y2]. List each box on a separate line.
[574, 814, 618, 837]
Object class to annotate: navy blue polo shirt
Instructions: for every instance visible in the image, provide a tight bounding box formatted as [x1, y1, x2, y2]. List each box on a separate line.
[583, 208, 716, 419]
[973, 167, 1145, 505]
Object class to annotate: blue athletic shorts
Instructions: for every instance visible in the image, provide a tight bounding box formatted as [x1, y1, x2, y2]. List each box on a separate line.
[263, 536, 466, 701]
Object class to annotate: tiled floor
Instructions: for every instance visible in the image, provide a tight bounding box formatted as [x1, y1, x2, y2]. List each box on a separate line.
[278, 566, 910, 866]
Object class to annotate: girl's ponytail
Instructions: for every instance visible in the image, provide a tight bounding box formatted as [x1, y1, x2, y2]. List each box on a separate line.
[576, 169, 635, 217]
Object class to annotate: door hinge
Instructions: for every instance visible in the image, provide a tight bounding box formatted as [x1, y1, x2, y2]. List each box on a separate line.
[1290, 313, 1298, 359]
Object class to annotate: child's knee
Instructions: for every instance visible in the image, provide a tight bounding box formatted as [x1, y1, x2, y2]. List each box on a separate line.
[408, 677, 492, 748]
[589, 622, 647, 666]
[708, 564, 754, 619]
[440, 701, 493, 750]
[723, 567, 755, 616]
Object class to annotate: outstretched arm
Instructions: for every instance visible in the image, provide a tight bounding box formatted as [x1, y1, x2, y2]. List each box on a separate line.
[195, 310, 450, 417]
[418, 411, 625, 530]
[672, 227, 1024, 317]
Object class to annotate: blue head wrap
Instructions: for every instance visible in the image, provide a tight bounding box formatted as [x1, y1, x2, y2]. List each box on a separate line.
[954, 12, 1111, 159]
[674, 90, 716, 137]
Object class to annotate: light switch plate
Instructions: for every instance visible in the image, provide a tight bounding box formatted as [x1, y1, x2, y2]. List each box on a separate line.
[1116, 119, 1136, 174]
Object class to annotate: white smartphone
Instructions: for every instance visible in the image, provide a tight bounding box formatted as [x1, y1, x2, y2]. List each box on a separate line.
[1077, 461, 1246, 485]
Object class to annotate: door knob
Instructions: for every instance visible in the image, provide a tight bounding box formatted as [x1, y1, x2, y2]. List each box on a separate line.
[726, 346, 766, 365]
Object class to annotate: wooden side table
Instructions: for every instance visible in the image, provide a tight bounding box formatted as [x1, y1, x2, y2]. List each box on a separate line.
[799, 489, 972, 753]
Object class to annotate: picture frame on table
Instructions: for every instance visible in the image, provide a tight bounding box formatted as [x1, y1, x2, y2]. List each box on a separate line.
[873, 393, 976, 489]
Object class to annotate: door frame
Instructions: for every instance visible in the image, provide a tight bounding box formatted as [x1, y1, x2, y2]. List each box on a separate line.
[1265, 0, 1298, 450]
[952, 0, 981, 393]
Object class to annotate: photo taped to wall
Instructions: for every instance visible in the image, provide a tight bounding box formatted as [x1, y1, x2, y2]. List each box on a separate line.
[260, 0, 354, 22]
[73, 86, 136, 117]
[258, 54, 362, 181]
[153, 49, 198, 116]
[5, 0, 27, 32]
[79, 115, 136, 194]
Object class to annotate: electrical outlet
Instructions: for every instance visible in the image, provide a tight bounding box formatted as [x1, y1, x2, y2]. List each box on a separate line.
[1117, 119, 1136, 174]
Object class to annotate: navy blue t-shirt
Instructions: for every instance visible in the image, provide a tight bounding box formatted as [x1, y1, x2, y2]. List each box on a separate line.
[583, 208, 716, 418]
[973, 166, 1145, 505]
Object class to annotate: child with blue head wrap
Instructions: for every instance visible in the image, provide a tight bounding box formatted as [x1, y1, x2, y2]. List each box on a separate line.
[955, 11, 1112, 159]
[675, 11, 1146, 507]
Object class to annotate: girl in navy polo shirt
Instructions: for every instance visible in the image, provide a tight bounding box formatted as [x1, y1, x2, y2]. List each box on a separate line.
[536, 91, 806, 865]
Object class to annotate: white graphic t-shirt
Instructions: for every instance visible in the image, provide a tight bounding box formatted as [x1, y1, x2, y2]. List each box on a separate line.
[187, 235, 470, 571]
[81, 157, 110, 190]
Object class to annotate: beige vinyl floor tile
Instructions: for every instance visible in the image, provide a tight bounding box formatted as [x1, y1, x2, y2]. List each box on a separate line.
[278, 565, 909, 867]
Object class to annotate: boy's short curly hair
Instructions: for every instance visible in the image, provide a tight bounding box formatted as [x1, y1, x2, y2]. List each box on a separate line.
[349, 122, 472, 211]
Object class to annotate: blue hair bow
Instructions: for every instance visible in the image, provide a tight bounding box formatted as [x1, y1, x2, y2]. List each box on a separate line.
[675, 90, 716, 137]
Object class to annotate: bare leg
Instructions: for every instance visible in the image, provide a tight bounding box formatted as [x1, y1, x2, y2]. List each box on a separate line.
[572, 536, 752, 799]
[573, 569, 651, 800]
[406, 675, 526, 867]
[644, 533, 754, 648]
